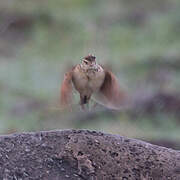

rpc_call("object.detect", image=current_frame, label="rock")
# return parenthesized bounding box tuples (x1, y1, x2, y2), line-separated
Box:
(0, 129, 180, 179)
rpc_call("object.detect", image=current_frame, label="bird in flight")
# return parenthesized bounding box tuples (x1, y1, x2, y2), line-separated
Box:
(60, 54, 127, 111)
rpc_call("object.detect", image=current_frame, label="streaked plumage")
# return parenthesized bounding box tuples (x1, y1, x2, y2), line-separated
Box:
(60, 54, 127, 110)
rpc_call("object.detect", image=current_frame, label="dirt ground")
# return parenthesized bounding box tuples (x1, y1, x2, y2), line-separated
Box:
(0, 129, 180, 180)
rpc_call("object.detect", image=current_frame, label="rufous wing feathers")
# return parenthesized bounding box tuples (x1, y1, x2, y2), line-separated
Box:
(60, 71, 73, 109)
(98, 70, 127, 109)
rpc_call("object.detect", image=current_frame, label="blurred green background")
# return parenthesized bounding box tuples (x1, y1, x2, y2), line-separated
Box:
(0, 0, 180, 149)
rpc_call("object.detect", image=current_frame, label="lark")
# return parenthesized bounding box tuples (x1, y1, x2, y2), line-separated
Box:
(60, 54, 127, 110)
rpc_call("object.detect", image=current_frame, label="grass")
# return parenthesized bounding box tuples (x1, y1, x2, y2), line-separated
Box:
(0, 0, 180, 145)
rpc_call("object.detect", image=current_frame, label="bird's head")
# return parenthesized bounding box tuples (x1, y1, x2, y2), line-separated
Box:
(81, 54, 98, 71)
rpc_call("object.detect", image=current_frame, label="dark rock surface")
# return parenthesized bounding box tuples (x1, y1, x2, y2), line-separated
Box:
(0, 129, 180, 180)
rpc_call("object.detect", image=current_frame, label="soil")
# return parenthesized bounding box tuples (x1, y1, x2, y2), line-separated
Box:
(0, 129, 180, 180)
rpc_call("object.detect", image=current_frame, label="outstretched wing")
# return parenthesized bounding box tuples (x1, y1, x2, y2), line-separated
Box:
(60, 70, 73, 109)
(96, 70, 127, 109)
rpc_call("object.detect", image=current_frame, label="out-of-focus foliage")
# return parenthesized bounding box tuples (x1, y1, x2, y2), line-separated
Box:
(0, 0, 180, 148)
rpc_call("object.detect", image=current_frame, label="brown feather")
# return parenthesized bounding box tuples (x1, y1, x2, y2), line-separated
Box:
(60, 70, 73, 109)
(60, 56, 127, 110)
(98, 70, 127, 109)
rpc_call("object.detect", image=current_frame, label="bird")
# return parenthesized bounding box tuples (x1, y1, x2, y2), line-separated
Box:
(60, 54, 127, 111)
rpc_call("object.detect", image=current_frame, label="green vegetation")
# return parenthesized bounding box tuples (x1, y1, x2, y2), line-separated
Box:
(0, 0, 180, 147)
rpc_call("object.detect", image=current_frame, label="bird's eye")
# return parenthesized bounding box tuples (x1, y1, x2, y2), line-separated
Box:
(84, 61, 88, 65)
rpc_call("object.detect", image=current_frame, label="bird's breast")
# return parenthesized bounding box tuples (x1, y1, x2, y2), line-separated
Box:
(87, 70, 105, 91)
(72, 65, 105, 93)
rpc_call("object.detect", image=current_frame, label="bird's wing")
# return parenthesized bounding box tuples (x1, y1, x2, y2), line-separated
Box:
(60, 69, 74, 110)
(95, 69, 127, 109)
